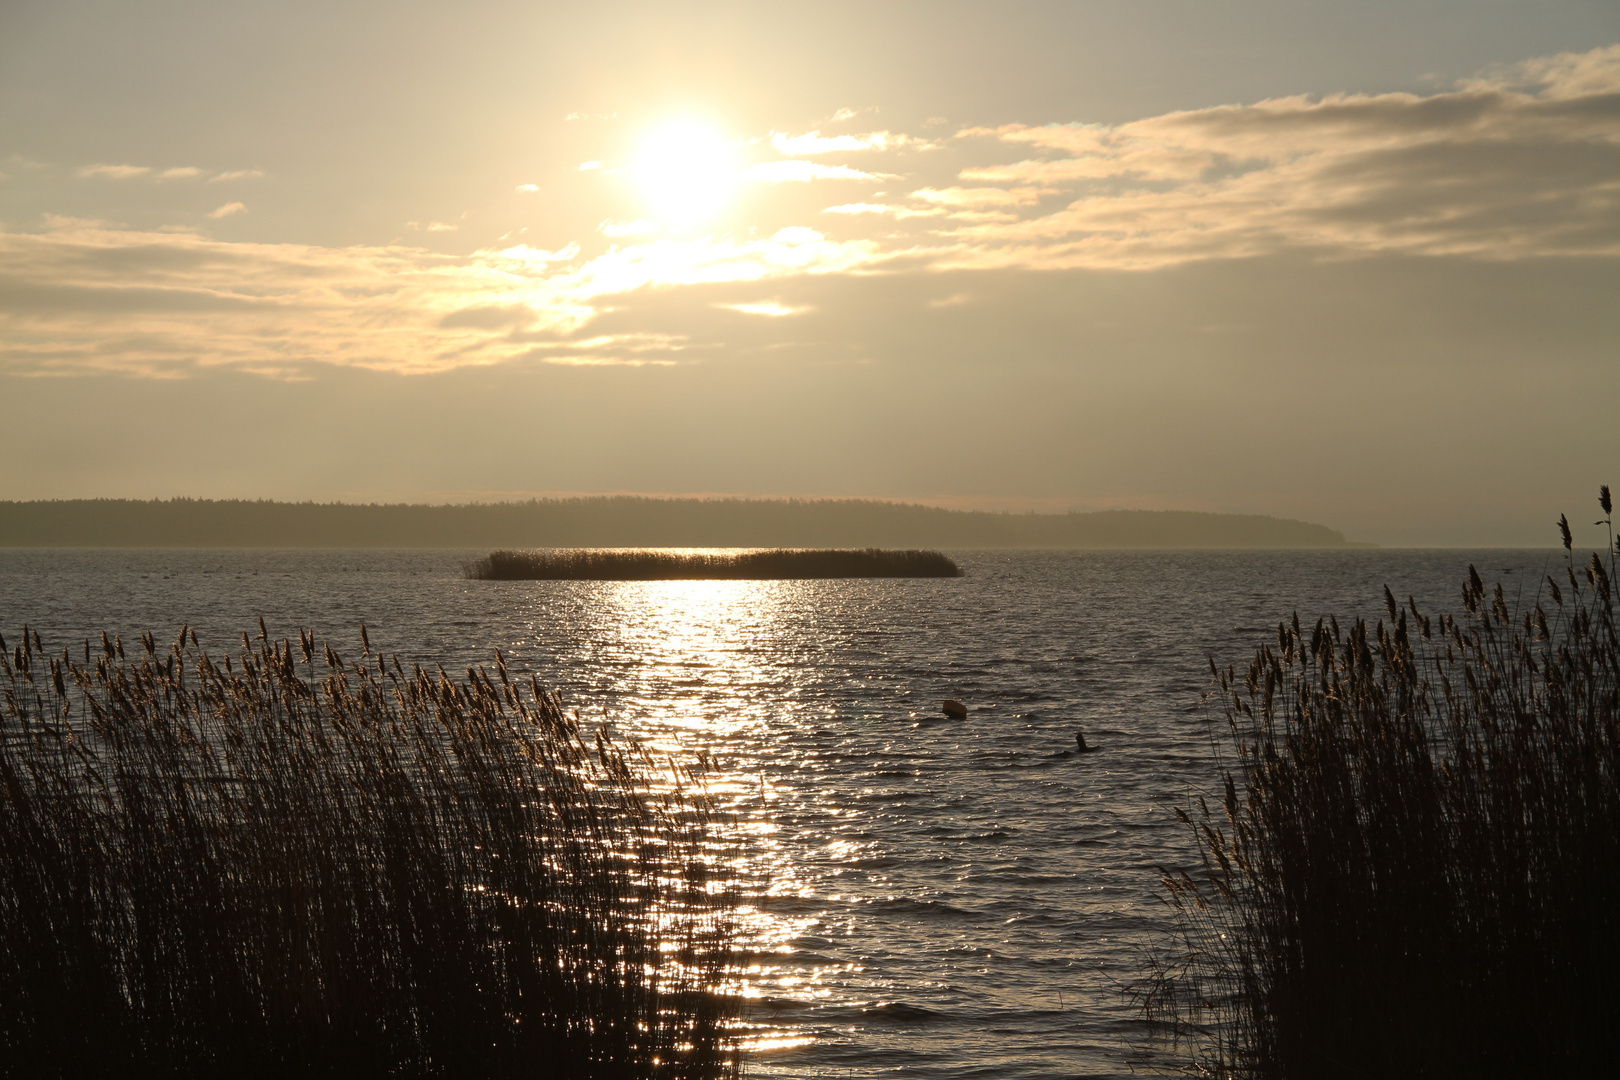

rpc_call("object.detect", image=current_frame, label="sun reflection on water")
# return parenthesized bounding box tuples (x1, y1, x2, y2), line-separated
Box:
(521, 572, 843, 1058)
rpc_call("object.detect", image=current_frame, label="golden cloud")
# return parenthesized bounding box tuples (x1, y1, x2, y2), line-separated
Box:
(742, 160, 896, 183)
(768, 130, 917, 155)
(75, 164, 152, 179)
(937, 45, 1620, 267)
(0, 220, 885, 378)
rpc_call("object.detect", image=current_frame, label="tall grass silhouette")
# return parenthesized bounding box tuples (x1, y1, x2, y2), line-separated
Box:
(466, 547, 962, 580)
(0, 621, 739, 1079)
(1146, 488, 1620, 1078)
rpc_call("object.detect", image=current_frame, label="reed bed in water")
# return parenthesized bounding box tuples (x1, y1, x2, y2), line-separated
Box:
(0, 620, 739, 1080)
(1145, 488, 1620, 1079)
(466, 547, 963, 580)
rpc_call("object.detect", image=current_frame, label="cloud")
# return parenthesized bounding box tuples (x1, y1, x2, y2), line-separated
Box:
(516, 183, 540, 193)
(76, 164, 151, 179)
(73, 164, 235, 182)
(537, 227, 882, 298)
(909, 186, 1051, 208)
(822, 202, 942, 218)
(742, 160, 895, 183)
(212, 170, 266, 182)
(493, 242, 580, 267)
(207, 202, 247, 219)
(0, 215, 882, 378)
(713, 300, 813, 317)
(769, 130, 913, 155)
(930, 44, 1620, 268)
(436, 304, 536, 330)
(578, 160, 603, 171)
(512, 332, 686, 366)
(9, 45, 1615, 382)
(0, 221, 560, 377)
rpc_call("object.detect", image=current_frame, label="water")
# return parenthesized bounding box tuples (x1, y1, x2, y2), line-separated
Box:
(0, 547, 1562, 1077)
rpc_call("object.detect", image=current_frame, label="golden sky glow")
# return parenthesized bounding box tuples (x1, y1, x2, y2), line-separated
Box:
(11, 46, 1617, 374)
(1, 1, 1617, 543)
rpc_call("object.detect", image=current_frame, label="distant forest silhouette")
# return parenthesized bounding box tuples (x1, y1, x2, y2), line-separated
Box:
(0, 498, 1371, 549)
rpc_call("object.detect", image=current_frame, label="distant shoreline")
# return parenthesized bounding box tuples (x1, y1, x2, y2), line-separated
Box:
(0, 497, 1374, 550)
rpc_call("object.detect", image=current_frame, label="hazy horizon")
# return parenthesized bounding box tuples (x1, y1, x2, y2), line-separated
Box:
(2, 1, 1617, 548)
(0, 495, 1375, 549)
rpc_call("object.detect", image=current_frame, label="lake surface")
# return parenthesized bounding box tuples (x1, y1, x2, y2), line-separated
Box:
(0, 547, 1561, 1078)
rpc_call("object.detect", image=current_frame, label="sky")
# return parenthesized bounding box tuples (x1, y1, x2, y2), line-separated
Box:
(1, 0, 1617, 546)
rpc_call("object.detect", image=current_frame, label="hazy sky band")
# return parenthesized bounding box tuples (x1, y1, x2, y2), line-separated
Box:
(1, 1, 1616, 545)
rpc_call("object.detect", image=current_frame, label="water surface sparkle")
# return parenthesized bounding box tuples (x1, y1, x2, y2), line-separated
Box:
(0, 548, 1557, 1077)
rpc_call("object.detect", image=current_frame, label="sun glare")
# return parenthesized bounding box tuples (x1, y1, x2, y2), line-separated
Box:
(634, 120, 737, 228)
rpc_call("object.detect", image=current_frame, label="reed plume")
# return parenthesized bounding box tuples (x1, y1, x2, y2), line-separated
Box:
(0, 623, 740, 1079)
(1144, 488, 1620, 1078)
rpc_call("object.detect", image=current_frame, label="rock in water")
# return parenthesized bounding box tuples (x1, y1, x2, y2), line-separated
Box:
(942, 699, 968, 719)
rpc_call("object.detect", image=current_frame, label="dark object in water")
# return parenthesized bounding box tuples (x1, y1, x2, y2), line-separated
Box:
(1075, 730, 1093, 753)
(864, 1001, 943, 1022)
(467, 547, 963, 580)
(942, 699, 968, 719)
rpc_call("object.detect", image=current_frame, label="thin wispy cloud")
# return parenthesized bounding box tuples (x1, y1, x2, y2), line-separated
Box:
(769, 130, 914, 155)
(78, 163, 251, 182)
(713, 300, 814, 317)
(510, 332, 687, 367)
(742, 160, 896, 183)
(822, 202, 943, 218)
(76, 164, 152, 179)
(207, 202, 247, 219)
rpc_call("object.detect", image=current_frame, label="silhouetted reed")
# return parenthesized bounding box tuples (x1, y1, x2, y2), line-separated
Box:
(1145, 489, 1620, 1078)
(466, 547, 963, 580)
(0, 621, 739, 1079)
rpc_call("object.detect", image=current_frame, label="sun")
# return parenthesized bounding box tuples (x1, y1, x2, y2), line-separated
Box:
(633, 119, 737, 228)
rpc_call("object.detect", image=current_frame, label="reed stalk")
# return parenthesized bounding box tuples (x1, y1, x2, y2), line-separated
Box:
(0, 622, 740, 1079)
(1145, 490, 1620, 1078)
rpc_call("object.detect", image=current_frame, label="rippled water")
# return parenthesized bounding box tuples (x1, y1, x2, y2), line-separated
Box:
(0, 547, 1558, 1078)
